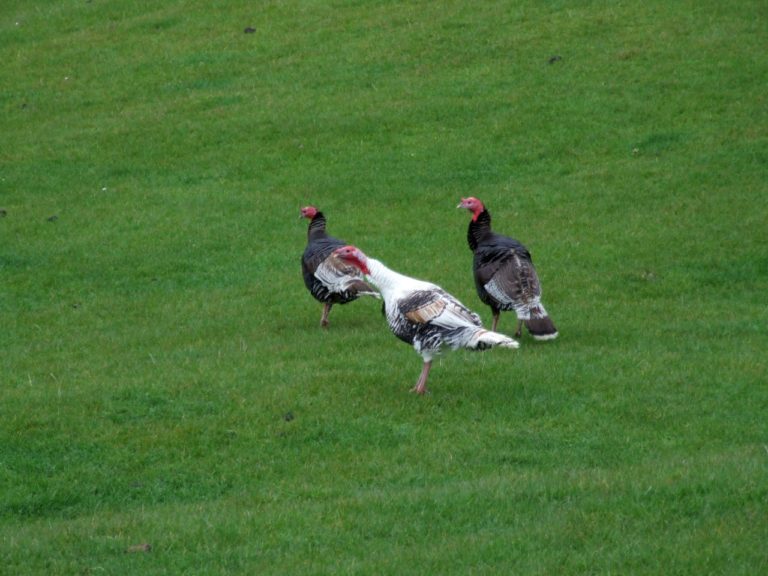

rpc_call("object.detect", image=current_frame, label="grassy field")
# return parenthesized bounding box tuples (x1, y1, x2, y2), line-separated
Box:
(2, 0, 767, 573)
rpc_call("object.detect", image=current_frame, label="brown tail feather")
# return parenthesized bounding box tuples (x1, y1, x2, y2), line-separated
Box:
(347, 279, 381, 299)
(525, 316, 558, 341)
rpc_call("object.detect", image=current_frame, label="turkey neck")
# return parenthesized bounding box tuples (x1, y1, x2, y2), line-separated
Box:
(364, 258, 415, 299)
(307, 212, 327, 240)
(467, 209, 492, 250)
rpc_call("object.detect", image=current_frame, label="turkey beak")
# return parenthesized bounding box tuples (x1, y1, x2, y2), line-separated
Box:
(456, 198, 466, 209)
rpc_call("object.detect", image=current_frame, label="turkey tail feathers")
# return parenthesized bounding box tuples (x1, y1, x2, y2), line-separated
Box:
(525, 316, 558, 341)
(347, 279, 381, 299)
(523, 304, 558, 341)
(470, 329, 520, 350)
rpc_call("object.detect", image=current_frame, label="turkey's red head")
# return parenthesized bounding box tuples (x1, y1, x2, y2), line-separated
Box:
(458, 197, 485, 222)
(333, 245, 370, 275)
(300, 206, 318, 219)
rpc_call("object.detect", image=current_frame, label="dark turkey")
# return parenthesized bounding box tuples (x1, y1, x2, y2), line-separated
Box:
(300, 206, 379, 328)
(458, 197, 558, 340)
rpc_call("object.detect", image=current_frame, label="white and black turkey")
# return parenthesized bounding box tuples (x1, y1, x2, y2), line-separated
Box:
(300, 206, 379, 328)
(458, 197, 558, 340)
(333, 245, 519, 395)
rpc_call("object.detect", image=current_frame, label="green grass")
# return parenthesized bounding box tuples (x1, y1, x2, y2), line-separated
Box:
(2, 0, 767, 573)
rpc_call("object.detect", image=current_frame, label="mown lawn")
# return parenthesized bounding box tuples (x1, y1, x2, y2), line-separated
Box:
(1, 1, 766, 574)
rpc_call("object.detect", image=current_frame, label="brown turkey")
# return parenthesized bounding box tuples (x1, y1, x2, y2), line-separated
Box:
(300, 206, 379, 328)
(458, 197, 558, 340)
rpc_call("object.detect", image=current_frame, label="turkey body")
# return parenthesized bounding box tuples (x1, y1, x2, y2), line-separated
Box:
(300, 207, 378, 327)
(460, 198, 558, 340)
(333, 245, 519, 394)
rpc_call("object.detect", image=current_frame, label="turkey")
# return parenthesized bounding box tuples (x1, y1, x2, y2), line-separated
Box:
(300, 206, 379, 328)
(333, 245, 519, 395)
(458, 197, 558, 340)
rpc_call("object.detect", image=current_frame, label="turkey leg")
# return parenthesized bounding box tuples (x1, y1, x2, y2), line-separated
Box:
(320, 302, 332, 328)
(410, 360, 432, 395)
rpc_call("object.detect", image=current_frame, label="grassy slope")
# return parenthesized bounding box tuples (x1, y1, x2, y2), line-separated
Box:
(2, 0, 767, 574)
